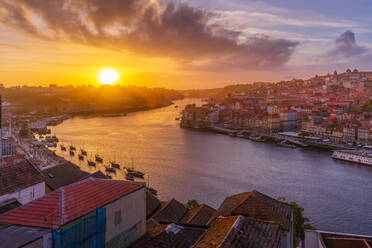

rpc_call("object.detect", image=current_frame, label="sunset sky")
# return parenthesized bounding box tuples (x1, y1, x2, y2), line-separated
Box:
(0, 0, 371, 89)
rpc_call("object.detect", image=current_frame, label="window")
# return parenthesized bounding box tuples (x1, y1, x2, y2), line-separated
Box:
(114, 209, 122, 226)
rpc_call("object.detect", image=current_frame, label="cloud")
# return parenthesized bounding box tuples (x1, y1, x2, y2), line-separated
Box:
(326, 30, 369, 59)
(0, 0, 299, 69)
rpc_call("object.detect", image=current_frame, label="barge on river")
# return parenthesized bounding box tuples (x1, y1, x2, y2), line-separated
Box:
(332, 150, 372, 166)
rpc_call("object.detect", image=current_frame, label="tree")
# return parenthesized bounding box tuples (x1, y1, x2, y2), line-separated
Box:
(184, 199, 199, 209)
(278, 197, 314, 246)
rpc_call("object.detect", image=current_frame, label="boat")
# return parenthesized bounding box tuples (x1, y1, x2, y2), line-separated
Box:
(110, 161, 120, 169)
(69, 150, 75, 156)
(332, 150, 372, 166)
(125, 174, 134, 181)
(175, 117, 180, 121)
(60, 145, 66, 151)
(278, 140, 296, 149)
(87, 160, 96, 167)
(81, 149, 87, 156)
(278, 143, 297, 149)
(69, 145, 76, 151)
(95, 155, 103, 163)
(78, 154, 84, 161)
(106, 174, 112, 179)
(127, 171, 144, 178)
(105, 167, 116, 174)
(249, 135, 264, 142)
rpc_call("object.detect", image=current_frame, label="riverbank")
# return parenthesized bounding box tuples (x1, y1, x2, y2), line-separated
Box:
(180, 123, 355, 152)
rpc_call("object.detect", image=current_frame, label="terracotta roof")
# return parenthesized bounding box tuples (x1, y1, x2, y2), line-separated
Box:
(0, 177, 143, 229)
(130, 223, 206, 248)
(146, 192, 161, 218)
(212, 190, 292, 231)
(1, 155, 26, 167)
(0, 160, 44, 196)
(180, 204, 216, 225)
(42, 162, 89, 190)
(194, 215, 283, 248)
(152, 199, 188, 223)
(146, 219, 167, 237)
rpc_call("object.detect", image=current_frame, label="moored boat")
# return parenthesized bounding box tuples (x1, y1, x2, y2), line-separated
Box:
(95, 155, 103, 163)
(88, 160, 96, 167)
(125, 174, 134, 181)
(69, 150, 75, 156)
(105, 166, 116, 174)
(81, 149, 87, 156)
(78, 154, 84, 161)
(110, 161, 120, 169)
(69, 145, 76, 151)
(60, 145, 66, 151)
(332, 150, 372, 166)
(127, 171, 144, 178)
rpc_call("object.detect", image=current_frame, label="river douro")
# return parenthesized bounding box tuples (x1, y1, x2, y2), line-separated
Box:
(50, 99, 372, 235)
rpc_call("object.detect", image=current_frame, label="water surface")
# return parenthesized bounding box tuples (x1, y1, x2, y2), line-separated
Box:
(50, 99, 372, 235)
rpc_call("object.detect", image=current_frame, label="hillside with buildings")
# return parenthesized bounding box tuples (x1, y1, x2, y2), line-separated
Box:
(181, 69, 372, 146)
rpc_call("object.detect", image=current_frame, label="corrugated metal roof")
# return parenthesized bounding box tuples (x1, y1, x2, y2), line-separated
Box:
(0, 177, 143, 229)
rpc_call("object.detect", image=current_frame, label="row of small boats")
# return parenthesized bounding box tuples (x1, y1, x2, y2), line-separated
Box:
(59, 144, 145, 182)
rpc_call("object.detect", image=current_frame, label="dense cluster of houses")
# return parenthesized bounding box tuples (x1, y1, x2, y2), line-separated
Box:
(182, 69, 372, 145)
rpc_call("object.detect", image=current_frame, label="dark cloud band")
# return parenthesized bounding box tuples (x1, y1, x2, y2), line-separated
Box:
(0, 0, 299, 69)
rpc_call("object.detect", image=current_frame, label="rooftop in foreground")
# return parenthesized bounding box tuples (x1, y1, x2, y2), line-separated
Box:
(0, 177, 143, 229)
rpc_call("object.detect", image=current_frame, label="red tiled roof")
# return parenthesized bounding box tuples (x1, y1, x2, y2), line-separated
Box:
(180, 204, 216, 226)
(1, 155, 26, 166)
(0, 178, 143, 229)
(194, 216, 283, 248)
(0, 160, 44, 196)
(152, 199, 188, 223)
(212, 190, 292, 231)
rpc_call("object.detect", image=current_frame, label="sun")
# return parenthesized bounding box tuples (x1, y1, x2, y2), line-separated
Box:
(98, 68, 120, 85)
